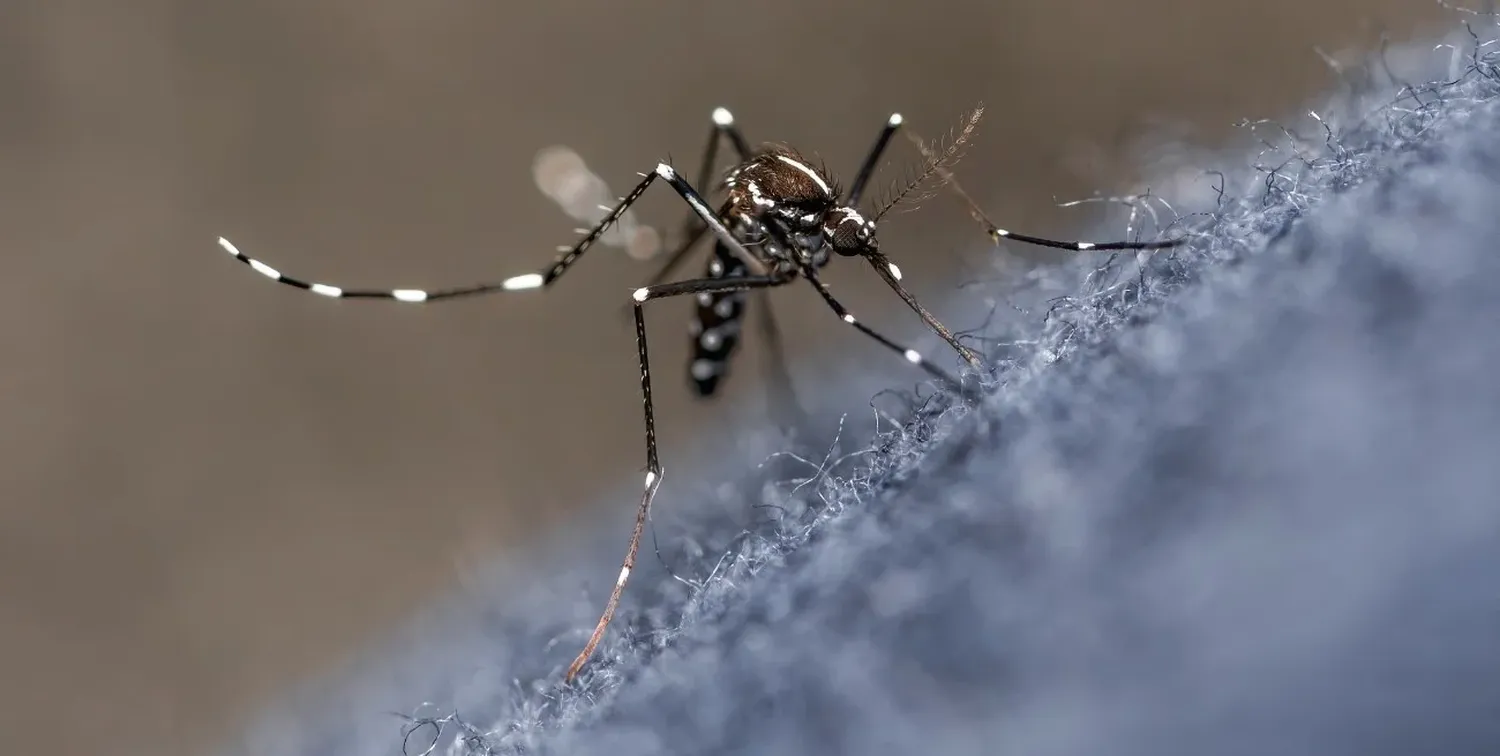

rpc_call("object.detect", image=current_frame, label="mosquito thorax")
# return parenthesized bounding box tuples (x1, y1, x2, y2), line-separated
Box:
(724, 146, 840, 239)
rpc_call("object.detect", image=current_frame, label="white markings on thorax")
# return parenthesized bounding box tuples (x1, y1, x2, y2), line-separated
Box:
(747, 180, 773, 209)
(774, 155, 832, 196)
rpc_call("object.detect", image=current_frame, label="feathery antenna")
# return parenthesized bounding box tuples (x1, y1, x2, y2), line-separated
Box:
(873, 104, 984, 221)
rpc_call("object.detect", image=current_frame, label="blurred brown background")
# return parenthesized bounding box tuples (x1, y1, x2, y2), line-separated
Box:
(0, 2, 1449, 755)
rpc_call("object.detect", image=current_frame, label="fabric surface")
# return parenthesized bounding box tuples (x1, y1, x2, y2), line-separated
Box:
(228, 20, 1500, 756)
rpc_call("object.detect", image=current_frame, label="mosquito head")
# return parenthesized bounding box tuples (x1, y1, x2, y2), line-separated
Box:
(824, 205, 877, 256)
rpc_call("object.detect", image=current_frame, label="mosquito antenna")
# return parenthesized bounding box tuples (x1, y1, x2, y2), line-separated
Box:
(872, 104, 984, 222)
(903, 125, 1003, 234)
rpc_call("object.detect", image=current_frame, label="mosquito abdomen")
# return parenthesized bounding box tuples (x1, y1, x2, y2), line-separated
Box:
(688, 241, 749, 396)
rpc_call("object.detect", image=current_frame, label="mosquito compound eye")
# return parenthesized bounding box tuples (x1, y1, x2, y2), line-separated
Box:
(831, 219, 865, 254)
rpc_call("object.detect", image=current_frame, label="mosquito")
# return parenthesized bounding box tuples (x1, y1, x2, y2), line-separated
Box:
(210, 103, 1178, 682)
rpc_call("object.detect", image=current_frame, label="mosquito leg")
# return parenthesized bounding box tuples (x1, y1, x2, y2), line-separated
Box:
(800, 264, 966, 391)
(566, 270, 794, 682)
(701, 107, 753, 184)
(653, 164, 767, 276)
(216, 159, 769, 304)
(213, 167, 664, 302)
(851, 251, 982, 369)
(845, 113, 904, 207)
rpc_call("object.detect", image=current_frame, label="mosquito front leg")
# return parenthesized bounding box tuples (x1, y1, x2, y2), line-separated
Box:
(213, 168, 664, 302)
(799, 264, 965, 391)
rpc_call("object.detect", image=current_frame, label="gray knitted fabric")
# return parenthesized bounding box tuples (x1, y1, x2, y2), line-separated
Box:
(228, 20, 1500, 756)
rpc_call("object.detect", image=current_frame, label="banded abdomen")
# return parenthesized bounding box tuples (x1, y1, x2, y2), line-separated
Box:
(688, 240, 749, 396)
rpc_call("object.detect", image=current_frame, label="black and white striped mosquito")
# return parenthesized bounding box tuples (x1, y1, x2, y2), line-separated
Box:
(211, 104, 1180, 682)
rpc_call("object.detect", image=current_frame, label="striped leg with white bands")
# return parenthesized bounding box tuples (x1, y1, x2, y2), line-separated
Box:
(212, 162, 765, 306)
